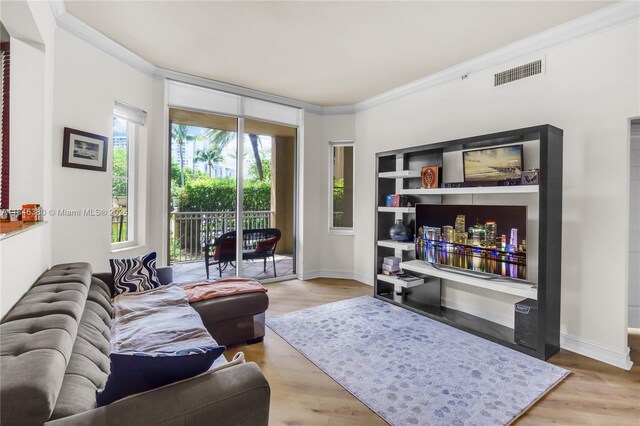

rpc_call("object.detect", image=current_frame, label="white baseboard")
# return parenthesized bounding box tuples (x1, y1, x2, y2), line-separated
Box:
(560, 333, 633, 371)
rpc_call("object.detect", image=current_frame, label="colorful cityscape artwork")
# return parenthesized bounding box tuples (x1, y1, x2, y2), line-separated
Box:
(415, 204, 527, 280)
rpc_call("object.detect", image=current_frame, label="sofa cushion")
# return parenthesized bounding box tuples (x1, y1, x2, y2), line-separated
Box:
(0, 263, 92, 426)
(2, 266, 92, 324)
(96, 345, 225, 406)
(213, 238, 236, 261)
(255, 237, 278, 253)
(110, 252, 162, 295)
(50, 278, 113, 420)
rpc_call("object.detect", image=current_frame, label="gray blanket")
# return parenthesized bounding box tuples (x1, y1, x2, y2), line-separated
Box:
(111, 285, 218, 354)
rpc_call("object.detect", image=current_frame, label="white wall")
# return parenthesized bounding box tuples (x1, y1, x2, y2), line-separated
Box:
(301, 112, 356, 279)
(50, 29, 158, 271)
(630, 123, 640, 328)
(0, 0, 55, 317)
(354, 21, 639, 368)
(0, 224, 50, 316)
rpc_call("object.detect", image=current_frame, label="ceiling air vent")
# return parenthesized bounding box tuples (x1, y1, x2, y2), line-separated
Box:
(494, 59, 543, 87)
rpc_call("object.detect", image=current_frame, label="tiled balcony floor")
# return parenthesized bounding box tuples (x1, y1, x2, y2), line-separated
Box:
(172, 254, 294, 284)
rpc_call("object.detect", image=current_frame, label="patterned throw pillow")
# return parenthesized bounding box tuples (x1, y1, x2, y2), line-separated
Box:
(110, 252, 161, 296)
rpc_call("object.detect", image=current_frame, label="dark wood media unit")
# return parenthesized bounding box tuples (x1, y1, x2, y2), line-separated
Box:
(374, 125, 562, 360)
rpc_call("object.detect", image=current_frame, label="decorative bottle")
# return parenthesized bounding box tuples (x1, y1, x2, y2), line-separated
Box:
(389, 219, 412, 242)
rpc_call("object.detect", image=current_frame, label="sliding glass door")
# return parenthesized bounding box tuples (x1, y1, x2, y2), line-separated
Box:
(169, 109, 238, 282)
(241, 118, 297, 279)
(168, 109, 297, 283)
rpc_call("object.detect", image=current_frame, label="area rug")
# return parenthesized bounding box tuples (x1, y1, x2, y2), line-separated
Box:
(266, 296, 569, 426)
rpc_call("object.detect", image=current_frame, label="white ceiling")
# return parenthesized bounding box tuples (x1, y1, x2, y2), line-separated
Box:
(65, 1, 614, 106)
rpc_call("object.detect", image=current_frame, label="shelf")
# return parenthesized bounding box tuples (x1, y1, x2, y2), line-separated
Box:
(377, 240, 415, 250)
(0, 221, 47, 241)
(399, 260, 537, 300)
(375, 293, 520, 349)
(378, 206, 416, 213)
(397, 185, 539, 196)
(375, 125, 563, 360)
(377, 274, 425, 288)
(378, 170, 421, 179)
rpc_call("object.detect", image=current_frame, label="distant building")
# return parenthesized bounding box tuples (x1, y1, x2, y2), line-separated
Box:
(442, 225, 454, 242)
(426, 227, 442, 241)
(455, 215, 465, 244)
(485, 222, 497, 248)
(113, 131, 127, 150)
(471, 224, 486, 247)
(510, 228, 518, 247)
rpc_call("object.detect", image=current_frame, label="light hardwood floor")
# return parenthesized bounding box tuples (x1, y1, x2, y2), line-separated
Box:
(225, 278, 640, 425)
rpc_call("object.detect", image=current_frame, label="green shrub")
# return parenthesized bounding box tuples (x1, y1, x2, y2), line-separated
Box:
(180, 178, 271, 212)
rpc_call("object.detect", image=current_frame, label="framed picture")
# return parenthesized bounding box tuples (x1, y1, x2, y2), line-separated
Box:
(462, 144, 523, 183)
(421, 166, 440, 189)
(62, 127, 109, 172)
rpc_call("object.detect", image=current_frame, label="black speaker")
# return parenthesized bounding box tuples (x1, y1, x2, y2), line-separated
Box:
(514, 299, 538, 350)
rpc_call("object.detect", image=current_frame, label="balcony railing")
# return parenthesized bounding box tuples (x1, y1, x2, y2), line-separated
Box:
(112, 212, 127, 243)
(170, 210, 272, 263)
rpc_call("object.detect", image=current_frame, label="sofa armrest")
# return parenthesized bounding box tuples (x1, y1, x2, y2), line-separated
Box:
(156, 266, 174, 286)
(44, 362, 270, 426)
(93, 272, 115, 295)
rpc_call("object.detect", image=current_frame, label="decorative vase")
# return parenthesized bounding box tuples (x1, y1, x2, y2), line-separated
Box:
(389, 219, 412, 241)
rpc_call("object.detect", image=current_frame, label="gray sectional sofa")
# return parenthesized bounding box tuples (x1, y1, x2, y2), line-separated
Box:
(0, 263, 270, 426)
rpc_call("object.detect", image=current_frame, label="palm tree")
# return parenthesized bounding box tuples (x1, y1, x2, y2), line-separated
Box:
(171, 124, 197, 187)
(248, 134, 264, 181)
(205, 129, 265, 181)
(195, 146, 223, 177)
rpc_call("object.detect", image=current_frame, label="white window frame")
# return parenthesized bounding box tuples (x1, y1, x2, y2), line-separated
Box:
(111, 118, 137, 250)
(328, 140, 355, 235)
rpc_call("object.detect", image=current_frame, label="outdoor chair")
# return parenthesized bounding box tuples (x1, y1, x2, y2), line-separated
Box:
(204, 228, 282, 279)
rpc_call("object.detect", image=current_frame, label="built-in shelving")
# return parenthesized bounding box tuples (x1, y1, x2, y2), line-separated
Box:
(397, 185, 539, 196)
(377, 240, 415, 250)
(374, 124, 563, 361)
(377, 206, 416, 213)
(378, 170, 422, 178)
(376, 274, 425, 288)
(400, 260, 538, 300)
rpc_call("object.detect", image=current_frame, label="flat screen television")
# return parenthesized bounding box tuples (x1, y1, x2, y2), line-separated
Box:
(463, 144, 523, 183)
(415, 204, 527, 280)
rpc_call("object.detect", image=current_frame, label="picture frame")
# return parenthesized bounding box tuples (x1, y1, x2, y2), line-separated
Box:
(421, 166, 440, 189)
(62, 127, 108, 172)
(462, 144, 523, 183)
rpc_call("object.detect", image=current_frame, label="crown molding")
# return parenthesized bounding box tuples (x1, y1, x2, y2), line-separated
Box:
(352, 1, 640, 113)
(320, 105, 356, 115)
(47, 1, 637, 115)
(49, 1, 156, 77)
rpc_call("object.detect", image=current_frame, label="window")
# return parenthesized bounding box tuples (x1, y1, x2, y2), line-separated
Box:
(111, 116, 134, 245)
(111, 101, 146, 249)
(329, 141, 354, 233)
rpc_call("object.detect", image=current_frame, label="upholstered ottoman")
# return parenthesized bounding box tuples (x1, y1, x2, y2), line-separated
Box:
(190, 292, 269, 346)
